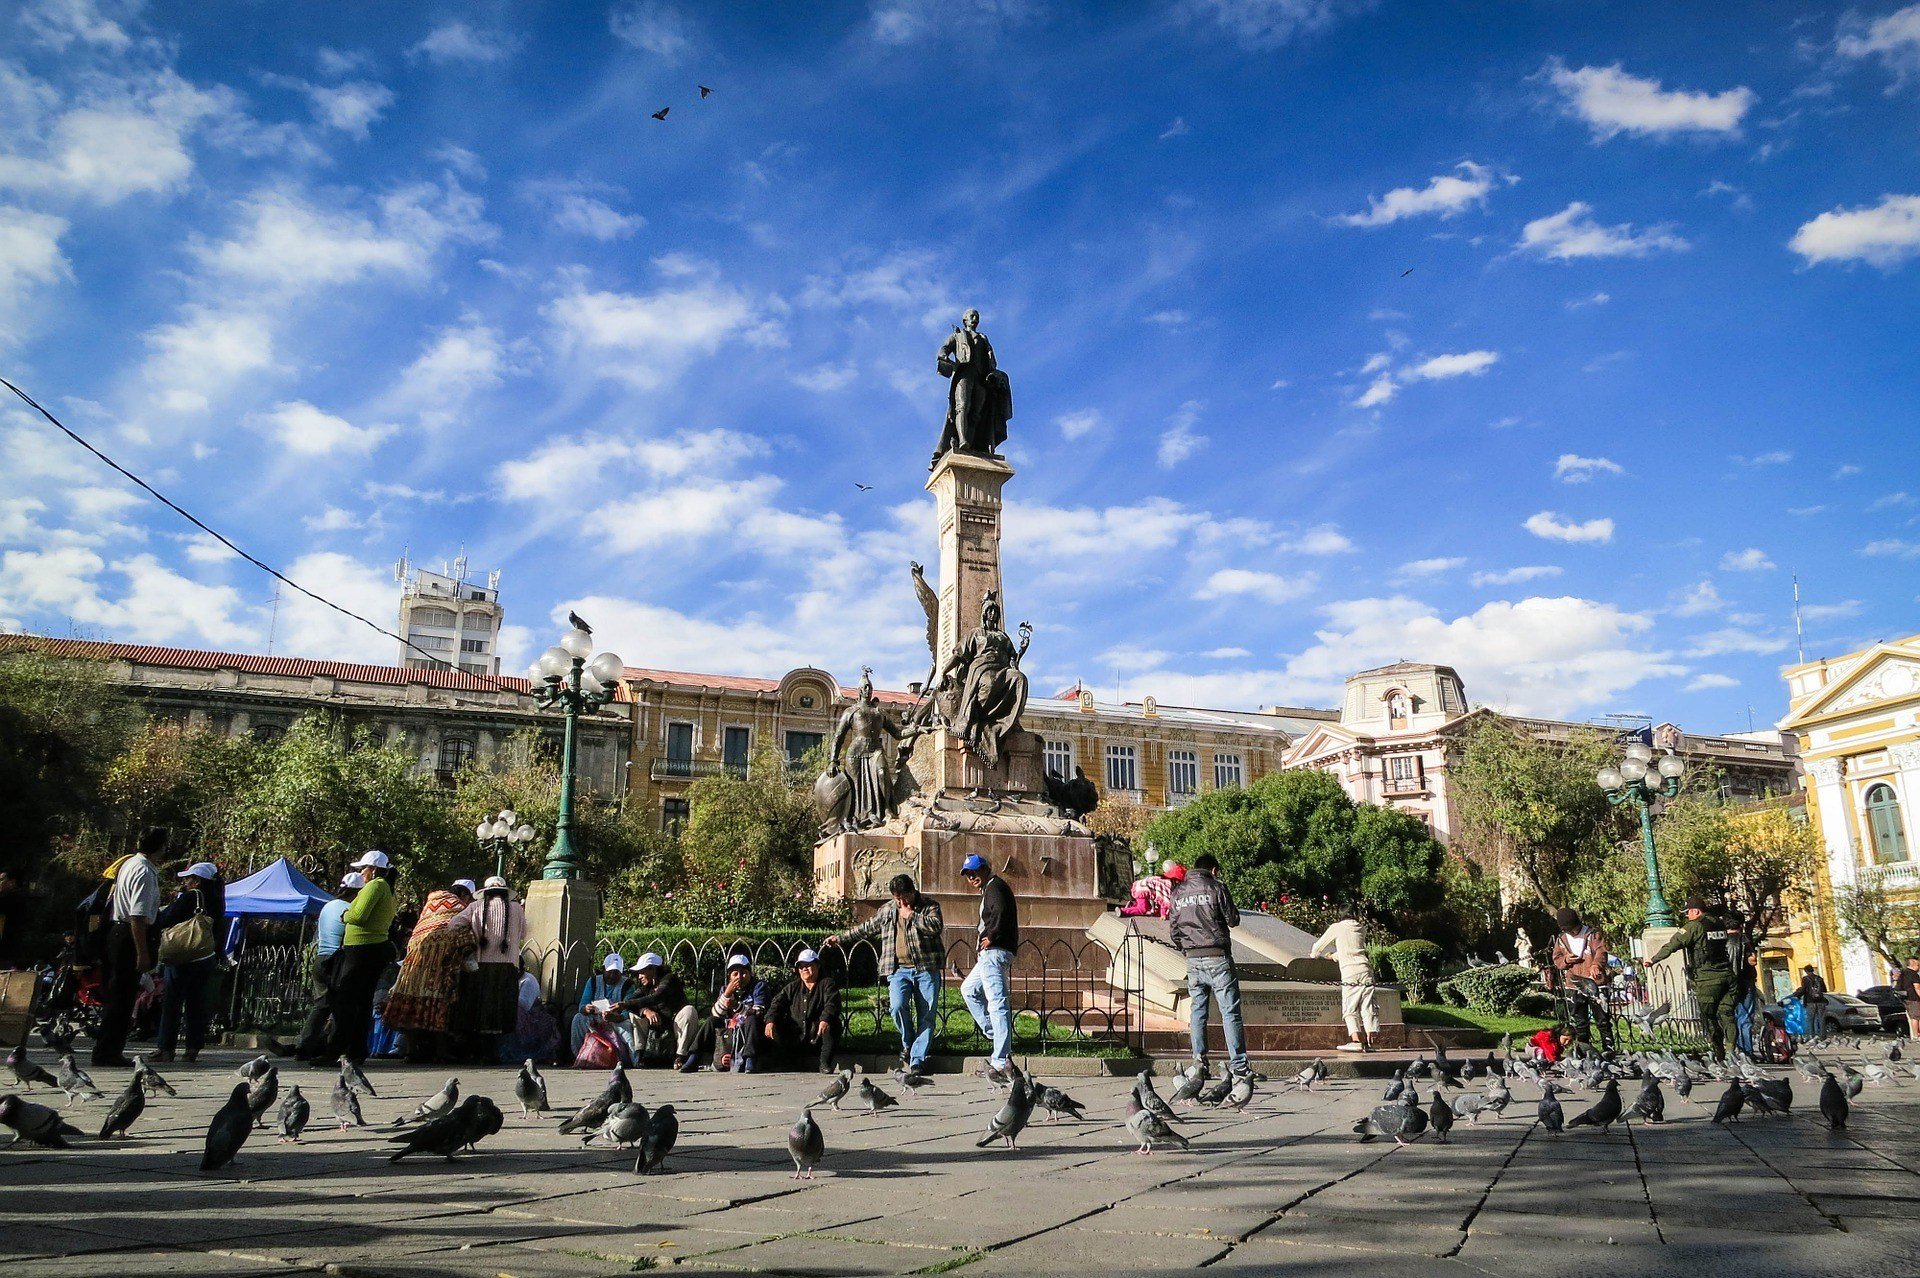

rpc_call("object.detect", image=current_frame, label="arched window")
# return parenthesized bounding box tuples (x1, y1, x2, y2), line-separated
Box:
(1867, 783, 1909, 864)
(439, 736, 475, 774)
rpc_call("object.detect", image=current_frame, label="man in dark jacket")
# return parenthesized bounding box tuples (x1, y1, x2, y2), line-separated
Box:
(764, 949, 840, 1072)
(1797, 964, 1829, 1038)
(958, 853, 1017, 1074)
(1168, 854, 1250, 1080)
(614, 953, 695, 1067)
(1649, 897, 1738, 1061)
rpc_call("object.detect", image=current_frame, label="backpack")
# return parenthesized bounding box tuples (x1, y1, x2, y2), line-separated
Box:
(74, 883, 113, 965)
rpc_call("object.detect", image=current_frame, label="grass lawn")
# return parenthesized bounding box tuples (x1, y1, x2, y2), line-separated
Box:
(839, 987, 1134, 1059)
(1402, 1003, 1554, 1037)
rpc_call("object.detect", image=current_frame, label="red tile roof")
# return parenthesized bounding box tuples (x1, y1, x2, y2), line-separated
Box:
(0, 634, 547, 696)
(622, 666, 917, 706)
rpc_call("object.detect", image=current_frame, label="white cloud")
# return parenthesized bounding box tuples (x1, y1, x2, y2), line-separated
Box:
(1686, 673, 1740, 692)
(302, 507, 359, 533)
(1055, 409, 1102, 441)
(794, 363, 857, 393)
(611, 1, 695, 57)
(799, 249, 953, 327)
(1195, 568, 1317, 605)
(1336, 161, 1503, 227)
(586, 477, 786, 554)
(545, 263, 761, 389)
(1554, 453, 1624, 483)
(1203, 646, 1251, 659)
(1834, 463, 1862, 479)
(1395, 556, 1465, 578)
(868, 0, 1039, 45)
(1405, 350, 1499, 380)
(21, 0, 132, 50)
(252, 401, 393, 456)
(193, 184, 485, 290)
(1287, 525, 1356, 555)
(1518, 202, 1689, 260)
(1671, 580, 1724, 616)
(1685, 627, 1790, 657)
(1009, 498, 1211, 559)
(140, 306, 277, 413)
(1525, 510, 1614, 543)
(497, 428, 767, 504)
(1353, 374, 1398, 408)
(1800, 600, 1863, 622)
(1178, 0, 1377, 50)
(553, 192, 644, 240)
(0, 546, 255, 649)
(1870, 491, 1916, 510)
(1790, 194, 1920, 268)
(303, 80, 394, 139)
(1470, 565, 1562, 587)
(272, 552, 405, 662)
(1837, 4, 1920, 82)
(1146, 309, 1191, 328)
(0, 105, 199, 204)
(1719, 547, 1775, 572)
(384, 320, 508, 427)
(1158, 400, 1208, 468)
(1733, 450, 1793, 466)
(179, 533, 238, 564)
(1566, 290, 1610, 309)
(0, 205, 68, 343)
(1547, 61, 1755, 140)
(1863, 539, 1920, 559)
(409, 21, 520, 64)
(64, 485, 140, 521)
(1159, 117, 1191, 141)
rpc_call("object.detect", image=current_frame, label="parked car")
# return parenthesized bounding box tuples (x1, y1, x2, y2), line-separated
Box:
(1766, 991, 1885, 1033)
(1856, 986, 1910, 1032)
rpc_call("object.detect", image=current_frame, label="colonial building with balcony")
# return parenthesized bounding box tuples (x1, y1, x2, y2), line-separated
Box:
(1779, 628, 1920, 992)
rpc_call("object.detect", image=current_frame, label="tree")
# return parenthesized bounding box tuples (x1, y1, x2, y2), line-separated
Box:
(447, 730, 660, 887)
(1835, 883, 1920, 970)
(1141, 769, 1445, 924)
(1661, 799, 1821, 941)
(99, 722, 263, 860)
(674, 745, 819, 909)
(0, 652, 143, 870)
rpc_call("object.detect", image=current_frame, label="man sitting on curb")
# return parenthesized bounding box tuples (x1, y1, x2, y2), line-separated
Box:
(765, 948, 840, 1072)
(612, 952, 696, 1068)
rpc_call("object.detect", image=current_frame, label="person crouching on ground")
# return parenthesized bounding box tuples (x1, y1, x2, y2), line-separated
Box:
(1169, 854, 1253, 1081)
(764, 948, 840, 1073)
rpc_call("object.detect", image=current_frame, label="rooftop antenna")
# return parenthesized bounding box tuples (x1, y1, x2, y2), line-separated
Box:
(1791, 573, 1805, 664)
(392, 549, 410, 585)
(266, 582, 282, 656)
(452, 547, 469, 586)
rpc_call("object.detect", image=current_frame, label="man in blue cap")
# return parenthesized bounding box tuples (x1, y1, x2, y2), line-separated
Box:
(958, 852, 1017, 1075)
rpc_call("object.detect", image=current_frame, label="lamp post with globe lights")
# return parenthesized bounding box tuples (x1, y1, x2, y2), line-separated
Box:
(1596, 741, 1687, 929)
(476, 808, 537, 880)
(527, 625, 623, 880)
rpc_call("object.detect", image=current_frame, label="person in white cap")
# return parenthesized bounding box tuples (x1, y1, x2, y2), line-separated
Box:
(699, 953, 769, 1073)
(457, 877, 526, 1048)
(765, 949, 841, 1072)
(151, 860, 224, 1063)
(613, 951, 697, 1068)
(571, 952, 635, 1060)
(295, 872, 364, 1060)
(331, 851, 398, 1063)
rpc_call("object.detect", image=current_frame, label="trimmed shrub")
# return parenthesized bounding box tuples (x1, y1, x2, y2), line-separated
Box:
(1435, 977, 1467, 1008)
(1386, 939, 1444, 1003)
(1364, 944, 1395, 980)
(1448, 963, 1538, 1016)
(1514, 990, 1556, 1018)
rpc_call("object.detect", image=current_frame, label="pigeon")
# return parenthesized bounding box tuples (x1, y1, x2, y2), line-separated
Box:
(339, 1057, 377, 1097)
(1890, 1040, 1904, 1063)
(515, 1060, 550, 1119)
(1567, 1079, 1623, 1133)
(814, 1067, 854, 1111)
(1711, 1080, 1745, 1124)
(858, 1077, 899, 1114)
(1196, 1074, 1235, 1107)
(396, 1077, 459, 1127)
(331, 1078, 365, 1130)
(1742, 1078, 1792, 1116)
(1429, 1092, 1455, 1143)
(1355, 1090, 1423, 1146)
(56, 1055, 103, 1102)
(634, 1104, 678, 1174)
(1673, 1069, 1694, 1101)
(651, 106, 669, 121)
(568, 610, 593, 634)
(1170, 1069, 1208, 1104)
(133, 1055, 176, 1097)
(1382, 1068, 1405, 1101)
(7, 1045, 59, 1090)
(585, 1102, 649, 1148)
(1622, 1000, 1671, 1036)
(894, 1069, 934, 1091)
(1459, 1060, 1477, 1085)
(202, 1083, 254, 1171)
(1482, 1078, 1512, 1116)
(854, 483, 874, 491)
(235, 1054, 273, 1082)
(1223, 1074, 1255, 1112)
(1628, 1077, 1665, 1124)
(699, 85, 712, 98)
(278, 1085, 310, 1142)
(1134, 1071, 1181, 1124)
(1035, 1084, 1086, 1121)
(1818, 1072, 1849, 1130)
(1406, 1055, 1430, 1080)
(1401, 267, 1414, 277)
(98, 1079, 146, 1139)
(607, 1064, 632, 1106)
(1538, 1083, 1564, 1135)
(1862, 1062, 1894, 1086)
(557, 1087, 614, 1135)
(984, 1063, 1014, 1093)
(1125, 1095, 1190, 1153)
(788, 1108, 825, 1179)
(1, 1095, 82, 1147)
(977, 1067, 1035, 1149)
(389, 1095, 501, 1163)
(38, 1014, 78, 1055)
(1841, 1067, 1864, 1100)
(246, 1067, 279, 1127)
(1449, 1092, 1491, 1123)
(1293, 1058, 1328, 1091)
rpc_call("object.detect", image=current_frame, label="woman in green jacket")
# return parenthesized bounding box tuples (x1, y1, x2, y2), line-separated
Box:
(330, 851, 399, 1063)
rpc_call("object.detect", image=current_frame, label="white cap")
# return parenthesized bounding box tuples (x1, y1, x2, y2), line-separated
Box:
(340, 872, 366, 890)
(726, 954, 751, 970)
(177, 862, 218, 880)
(351, 850, 391, 870)
(602, 953, 625, 972)
(795, 949, 820, 966)
(635, 951, 664, 971)
(482, 875, 508, 891)
(452, 878, 477, 894)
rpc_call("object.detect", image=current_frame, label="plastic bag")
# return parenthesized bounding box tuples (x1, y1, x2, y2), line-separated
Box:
(574, 1026, 619, 1070)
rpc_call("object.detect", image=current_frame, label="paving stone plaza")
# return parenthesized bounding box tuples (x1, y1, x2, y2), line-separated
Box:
(8, 1049, 1920, 1277)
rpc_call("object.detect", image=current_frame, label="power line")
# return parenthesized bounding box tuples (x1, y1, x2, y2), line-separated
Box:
(1, 374, 527, 697)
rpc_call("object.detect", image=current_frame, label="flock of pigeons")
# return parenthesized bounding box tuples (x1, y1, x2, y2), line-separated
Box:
(4, 1027, 1910, 1175)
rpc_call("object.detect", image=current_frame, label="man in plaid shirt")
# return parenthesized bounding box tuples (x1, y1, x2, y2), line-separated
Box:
(825, 873, 946, 1075)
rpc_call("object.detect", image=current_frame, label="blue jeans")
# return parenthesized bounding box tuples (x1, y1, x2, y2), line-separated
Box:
(1187, 956, 1248, 1074)
(961, 948, 1013, 1066)
(889, 967, 939, 1067)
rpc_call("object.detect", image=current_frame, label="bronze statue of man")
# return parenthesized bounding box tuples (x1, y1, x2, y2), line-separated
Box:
(932, 308, 1013, 467)
(936, 591, 1031, 770)
(824, 668, 907, 830)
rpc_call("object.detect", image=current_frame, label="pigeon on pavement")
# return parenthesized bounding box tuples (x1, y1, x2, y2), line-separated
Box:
(1818, 1072, 1849, 1130)
(557, 1086, 614, 1135)
(1170, 1069, 1207, 1104)
(1355, 1089, 1423, 1146)
(8, 1045, 60, 1090)
(396, 1077, 459, 1127)
(1382, 1068, 1405, 1101)
(1567, 1079, 1623, 1133)
(977, 1067, 1035, 1149)
(339, 1057, 377, 1097)
(515, 1060, 550, 1118)
(235, 1054, 273, 1082)
(1, 1095, 82, 1147)
(788, 1108, 825, 1178)
(1711, 1080, 1745, 1124)
(277, 1085, 310, 1142)
(607, 1064, 632, 1105)
(202, 1083, 254, 1171)
(246, 1067, 279, 1127)
(98, 1078, 147, 1139)
(57, 1055, 104, 1101)
(814, 1067, 854, 1110)
(860, 1078, 899, 1114)
(1195, 1074, 1234, 1106)
(585, 1102, 649, 1148)
(1135, 1071, 1181, 1124)
(1293, 1059, 1328, 1091)
(1035, 1084, 1086, 1121)
(1628, 1076, 1665, 1124)
(133, 1055, 176, 1096)
(331, 1078, 365, 1130)
(895, 1069, 934, 1091)
(1429, 1092, 1455, 1143)
(1538, 1083, 1564, 1135)
(388, 1095, 495, 1162)
(634, 1104, 677, 1174)
(1125, 1095, 1190, 1153)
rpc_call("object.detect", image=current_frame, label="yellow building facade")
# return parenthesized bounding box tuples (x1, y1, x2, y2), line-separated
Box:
(1778, 630, 1920, 993)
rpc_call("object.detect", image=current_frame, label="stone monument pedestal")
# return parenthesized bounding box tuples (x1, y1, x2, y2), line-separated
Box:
(525, 877, 601, 1002)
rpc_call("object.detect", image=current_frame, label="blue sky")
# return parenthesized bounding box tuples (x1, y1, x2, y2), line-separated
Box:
(2, 0, 1918, 726)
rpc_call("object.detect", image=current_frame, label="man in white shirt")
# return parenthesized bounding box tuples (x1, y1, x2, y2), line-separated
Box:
(94, 828, 164, 1067)
(1310, 909, 1378, 1053)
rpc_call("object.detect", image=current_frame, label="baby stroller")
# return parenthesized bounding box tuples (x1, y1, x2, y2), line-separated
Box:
(35, 961, 105, 1052)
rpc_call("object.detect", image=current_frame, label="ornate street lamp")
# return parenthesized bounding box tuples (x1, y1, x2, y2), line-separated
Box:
(527, 626, 623, 880)
(475, 807, 537, 879)
(1597, 741, 1687, 929)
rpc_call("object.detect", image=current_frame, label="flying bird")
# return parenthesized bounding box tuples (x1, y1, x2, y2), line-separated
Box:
(788, 1108, 825, 1179)
(1401, 268, 1414, 277)
(854, 483, 874, 491)
(651, 107, 669, 121)
(699, 85, 712, 98)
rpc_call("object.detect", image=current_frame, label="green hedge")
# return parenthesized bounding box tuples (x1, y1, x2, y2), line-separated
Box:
(1447, 963, 1538, 1016)
(1386, 940, 1444, 1003)
(594, 927, 879, 990)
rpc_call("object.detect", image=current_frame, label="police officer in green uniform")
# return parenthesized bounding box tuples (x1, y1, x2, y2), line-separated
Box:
(1649, 896, 1738, 1061)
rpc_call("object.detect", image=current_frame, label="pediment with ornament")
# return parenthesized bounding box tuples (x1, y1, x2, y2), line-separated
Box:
(1782, 641, 1920, 729)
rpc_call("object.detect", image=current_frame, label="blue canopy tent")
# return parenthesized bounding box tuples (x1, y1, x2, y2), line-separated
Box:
(220, 857, 338, 1034)
(224, 857, 336, 918)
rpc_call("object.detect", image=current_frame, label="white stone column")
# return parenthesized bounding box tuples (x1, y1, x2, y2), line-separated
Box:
(1810, 757, 1876, 990)
(926, 452, 1014, 667)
